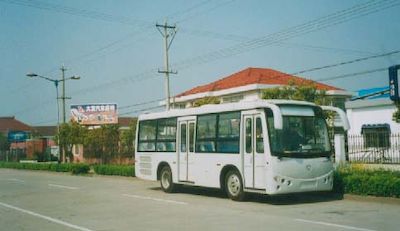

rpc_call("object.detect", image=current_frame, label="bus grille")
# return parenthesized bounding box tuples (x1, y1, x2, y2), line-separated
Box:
(139, 156, 152, 176)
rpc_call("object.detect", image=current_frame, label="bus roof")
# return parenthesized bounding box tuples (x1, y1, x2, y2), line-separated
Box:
(138, 99, 316, 121)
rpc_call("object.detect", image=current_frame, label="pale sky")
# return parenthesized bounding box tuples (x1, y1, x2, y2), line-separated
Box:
(1, 0, 399, 125)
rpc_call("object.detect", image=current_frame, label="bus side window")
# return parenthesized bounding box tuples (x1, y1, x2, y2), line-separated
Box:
(196, 114, 217, 153)
(189, 123, 195, 152)
(245, 118, 252, 154)
(217, 112, 240, 153)
(256, 117, 264, 153)
(138, 120, 157, 151)
(156, 118, 177, 152)
(266, 114, 280, 152)
(181, 123, 187, 152)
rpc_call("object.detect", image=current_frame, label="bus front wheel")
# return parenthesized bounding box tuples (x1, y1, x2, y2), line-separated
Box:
(160, 166, 176, 193)
(225, 170, 245, 201)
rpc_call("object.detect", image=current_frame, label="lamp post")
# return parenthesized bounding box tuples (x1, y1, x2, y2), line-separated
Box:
(26, 70, 80, 163)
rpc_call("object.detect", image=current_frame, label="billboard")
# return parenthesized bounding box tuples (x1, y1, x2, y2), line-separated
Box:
(389, 65, 400, 101)
(71, 103, 118, 125)
(8, 131, 29, 142)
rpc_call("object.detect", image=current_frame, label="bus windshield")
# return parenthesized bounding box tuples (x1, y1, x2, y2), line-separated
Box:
(267, 115, 331, 158)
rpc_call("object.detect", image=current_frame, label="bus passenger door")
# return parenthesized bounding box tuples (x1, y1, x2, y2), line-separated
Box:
(243, 113, 266, 189)
(178, 119, 195, 182)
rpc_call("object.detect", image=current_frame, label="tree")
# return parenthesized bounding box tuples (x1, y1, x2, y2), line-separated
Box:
(101, 124, 120, 158)
(392, 102, 400, 123)
(262, 81, 335, 127)
(56, 119, 137, 164)
(83, 124, 120, 164)
(120, 118, 137, 156)
(193, 96, 220, 107)
(83, 127, 103, 159)
(0, 133, 10, 151)
(56, 121, 87, 162)
(262, 80, 331, 105)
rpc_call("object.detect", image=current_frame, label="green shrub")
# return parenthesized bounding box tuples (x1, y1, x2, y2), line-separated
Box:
(71, 164, 90, 175)
(49, 163, 73, 172)
(0, 162, 133, 177)
(334, 166, 400, 198)
(0, 162, 87, 174)
(93, 164, 135, 177)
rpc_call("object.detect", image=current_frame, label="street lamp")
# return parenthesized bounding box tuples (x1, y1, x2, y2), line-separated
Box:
(26, 69, 80, 163)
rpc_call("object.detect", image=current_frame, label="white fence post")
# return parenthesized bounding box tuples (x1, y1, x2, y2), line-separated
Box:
(334, 134, 346, 164)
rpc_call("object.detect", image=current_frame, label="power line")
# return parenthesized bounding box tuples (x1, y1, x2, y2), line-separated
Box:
(316, 67, 388, 82)
(3, 0, 225, 97)
(77, 0, 399, 96)
(173, 0, 400, 70)
(175, 0, 236, 23)
(56, 1, 233, 71)
(292, 50, 400, 76)
(119, 105, 164, 116)
(119, 98, 163, 110)
(256, 50, 399, 84)
(165, 0, 213, 21)
(180, 28, 376, 56)
(1, 0, 149, 27)
(11, 0, 400, 117)
(19, 0, 395, 96)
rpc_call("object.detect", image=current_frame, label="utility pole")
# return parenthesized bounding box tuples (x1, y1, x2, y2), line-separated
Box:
(156, 21, 177, 110)
(60, 65, 71, 124)
(59, 65, 72, 162)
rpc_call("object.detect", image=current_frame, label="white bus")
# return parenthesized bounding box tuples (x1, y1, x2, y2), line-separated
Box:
(135, 99, 349, 201)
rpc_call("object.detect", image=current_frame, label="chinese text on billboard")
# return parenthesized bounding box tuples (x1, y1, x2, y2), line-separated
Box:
(71, 104, 118, 125)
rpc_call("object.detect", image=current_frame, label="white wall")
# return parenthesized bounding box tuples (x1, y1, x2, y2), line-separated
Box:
(346, 100, 400, 134)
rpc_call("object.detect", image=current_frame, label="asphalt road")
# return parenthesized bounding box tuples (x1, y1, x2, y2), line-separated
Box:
(0, 169, 399, 231)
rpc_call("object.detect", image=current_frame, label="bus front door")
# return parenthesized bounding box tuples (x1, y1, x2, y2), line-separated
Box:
(178, 119, 195, 182)
(243, 114, 266, 189)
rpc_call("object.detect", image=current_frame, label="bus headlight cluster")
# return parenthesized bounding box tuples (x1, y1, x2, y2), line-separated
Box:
(273, 176, 292, 190)
(323, 175, 332, 184)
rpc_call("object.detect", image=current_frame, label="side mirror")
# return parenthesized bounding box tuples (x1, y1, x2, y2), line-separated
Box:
(320, 106, 350, 131)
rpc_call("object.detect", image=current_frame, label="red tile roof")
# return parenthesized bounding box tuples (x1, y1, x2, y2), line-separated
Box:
(177, 67, 341, 97)
(0, 116, 32, 134)
(118, 117, 137, 128)
(32, 126, 57, 137)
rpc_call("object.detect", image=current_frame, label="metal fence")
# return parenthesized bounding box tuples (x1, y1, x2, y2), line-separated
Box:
(347, 132, 400, 164)
(0, 149, 26, 162)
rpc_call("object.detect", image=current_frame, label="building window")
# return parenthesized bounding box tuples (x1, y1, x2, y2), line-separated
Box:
(361, 124, 390, 148)
(222, 95, 243, 103)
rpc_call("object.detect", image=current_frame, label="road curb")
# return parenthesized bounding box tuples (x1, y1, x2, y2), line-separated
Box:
(343, 194, 400, 205)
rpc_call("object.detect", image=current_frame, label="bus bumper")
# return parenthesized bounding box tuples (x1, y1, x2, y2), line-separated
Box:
(265, 170, 334, 195)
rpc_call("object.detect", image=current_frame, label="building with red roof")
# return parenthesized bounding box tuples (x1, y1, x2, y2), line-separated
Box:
(172, 67, 352, 109)
(0, 116, 32, 135)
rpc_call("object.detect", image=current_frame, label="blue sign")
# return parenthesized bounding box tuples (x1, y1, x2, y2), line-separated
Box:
(389, 65, 400, 101)
(8, 131, 29, 142)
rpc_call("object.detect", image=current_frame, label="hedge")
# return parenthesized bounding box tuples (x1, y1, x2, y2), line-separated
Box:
(334, 165, 400, 198)
(0, 162, 134, 177)
(0, 162, 90, 175)
(93, 164, 135, 177)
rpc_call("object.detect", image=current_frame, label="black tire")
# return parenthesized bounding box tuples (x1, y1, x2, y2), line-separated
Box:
(225, 169, 245, 201)
(160, 166, 176, 193)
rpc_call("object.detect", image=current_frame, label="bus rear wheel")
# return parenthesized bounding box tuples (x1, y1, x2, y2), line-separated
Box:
(225, 170, 245, 201)
(160, 166, 176, 193)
